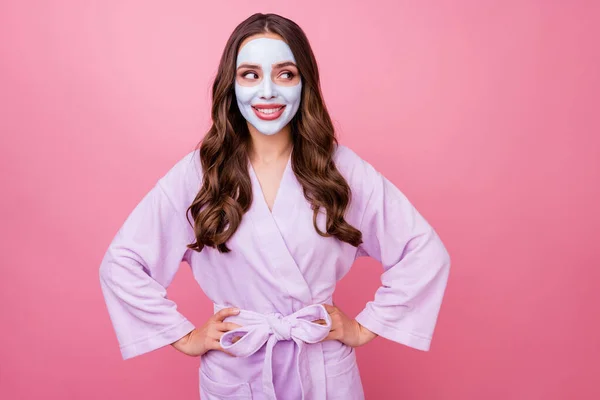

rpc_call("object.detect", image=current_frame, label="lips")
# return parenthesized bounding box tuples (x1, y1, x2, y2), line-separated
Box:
(251, 104, 286, 121)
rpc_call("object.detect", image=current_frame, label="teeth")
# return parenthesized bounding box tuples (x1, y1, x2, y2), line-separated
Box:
(254, 106, 283, 114)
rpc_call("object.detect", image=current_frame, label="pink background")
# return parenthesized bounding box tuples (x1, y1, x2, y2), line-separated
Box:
(1, 1, 598, 399)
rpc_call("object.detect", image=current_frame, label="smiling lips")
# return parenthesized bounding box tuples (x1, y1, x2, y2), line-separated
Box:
(252, 104, 286, 120)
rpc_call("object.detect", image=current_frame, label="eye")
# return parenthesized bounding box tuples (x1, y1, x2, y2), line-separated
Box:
(242, 71, 259, 80)
(280, 71, 295, 80)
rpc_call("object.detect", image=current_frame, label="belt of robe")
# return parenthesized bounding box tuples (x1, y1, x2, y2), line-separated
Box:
(215, 303, 332, 400)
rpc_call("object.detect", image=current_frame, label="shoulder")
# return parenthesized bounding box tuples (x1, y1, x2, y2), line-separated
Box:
(332, 143, 382, 214)
(333, 143, 362, 175)
(156, 148, 203, 213)
(333, 143, 380, 192)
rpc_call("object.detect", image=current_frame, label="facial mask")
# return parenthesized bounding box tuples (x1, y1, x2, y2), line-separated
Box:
(234, 37, 302, 136)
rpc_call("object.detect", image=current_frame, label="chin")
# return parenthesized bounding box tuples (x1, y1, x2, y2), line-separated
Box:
(250, 121, 285, 136)
(256, 128, 281, 136)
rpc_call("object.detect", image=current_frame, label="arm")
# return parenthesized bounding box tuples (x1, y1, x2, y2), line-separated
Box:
(98, 178, 196, 360)
(354, 162, 451, 351)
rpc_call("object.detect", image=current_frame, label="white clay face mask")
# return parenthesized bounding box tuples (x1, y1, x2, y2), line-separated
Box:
(234, 37, 302, 136)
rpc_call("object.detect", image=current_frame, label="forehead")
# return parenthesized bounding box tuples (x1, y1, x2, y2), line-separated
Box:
(236, 37, 296, 68)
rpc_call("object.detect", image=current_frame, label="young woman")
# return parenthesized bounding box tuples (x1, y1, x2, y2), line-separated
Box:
(99, 12, 451, 400)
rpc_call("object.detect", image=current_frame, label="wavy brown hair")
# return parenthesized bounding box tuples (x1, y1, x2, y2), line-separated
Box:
(186, 13, 362, 253)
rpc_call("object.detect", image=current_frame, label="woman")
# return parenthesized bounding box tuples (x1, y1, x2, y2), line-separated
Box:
(99, 12, 451, 400)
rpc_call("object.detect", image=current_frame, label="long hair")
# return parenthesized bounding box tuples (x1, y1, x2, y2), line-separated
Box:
(186, 13, 362, 253)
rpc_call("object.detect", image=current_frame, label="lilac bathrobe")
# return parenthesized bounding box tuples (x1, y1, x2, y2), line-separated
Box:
(99, 144, 451, 399)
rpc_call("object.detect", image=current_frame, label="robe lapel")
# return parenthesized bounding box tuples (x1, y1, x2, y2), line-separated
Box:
(246, 154, 314, 308)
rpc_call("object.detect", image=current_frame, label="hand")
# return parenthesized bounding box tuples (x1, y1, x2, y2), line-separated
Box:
(314, 304, 378, 347)
(171, 307, 242, 357)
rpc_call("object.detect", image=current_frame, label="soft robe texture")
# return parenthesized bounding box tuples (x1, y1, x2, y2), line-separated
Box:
(99, 144, 451, 400)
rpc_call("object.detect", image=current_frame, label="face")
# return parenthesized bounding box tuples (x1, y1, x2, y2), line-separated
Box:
(235, 36, 302, 136)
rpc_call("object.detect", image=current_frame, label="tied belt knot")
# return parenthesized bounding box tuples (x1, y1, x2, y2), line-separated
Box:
(216, 303, 332, 400)
(266, 312, 293, 341)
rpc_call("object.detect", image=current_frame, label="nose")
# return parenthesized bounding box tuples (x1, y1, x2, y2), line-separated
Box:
(259, 76, 276, 99)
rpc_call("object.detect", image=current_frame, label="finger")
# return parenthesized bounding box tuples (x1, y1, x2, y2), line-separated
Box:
(215, 322, 242, 332)
(322, 330, 337, 341)
(207, 332, 232, 352)
(213, 307, 240, 322)
(209, 326, 233, 341)
(322, 304, 336, 314)
(205, 337, 221, 351)
(211, 329, 244, 344)
(326, 314, 342, 330)
(212, 327, 245, 345)
(207, 329, 223, 341)
(322, 315, 339, 330)
(312, 319, 327, 326)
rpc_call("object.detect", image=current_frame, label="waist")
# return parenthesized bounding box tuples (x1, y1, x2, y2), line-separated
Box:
(209, 301, 336, 399)
(212, 298, 333, 316)
(215, 301, 332, 348)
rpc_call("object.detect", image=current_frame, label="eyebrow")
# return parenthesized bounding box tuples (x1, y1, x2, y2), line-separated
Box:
(237, 61, 298, 70)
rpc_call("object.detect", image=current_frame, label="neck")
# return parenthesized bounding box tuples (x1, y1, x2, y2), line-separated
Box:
(247, 124, 293, 164)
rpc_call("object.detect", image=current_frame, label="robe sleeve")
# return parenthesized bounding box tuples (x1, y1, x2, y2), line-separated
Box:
(98, 177, 196, 360)
(353, 162, 451, 351)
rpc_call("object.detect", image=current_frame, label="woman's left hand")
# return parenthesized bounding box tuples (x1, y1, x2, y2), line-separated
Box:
(314, 304, 378, 347)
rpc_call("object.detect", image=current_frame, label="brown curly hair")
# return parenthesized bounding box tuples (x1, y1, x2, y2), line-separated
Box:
(186, 13, 362, 253)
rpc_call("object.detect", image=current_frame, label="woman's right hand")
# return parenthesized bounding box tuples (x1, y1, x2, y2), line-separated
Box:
(170, 307, 242, 357)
